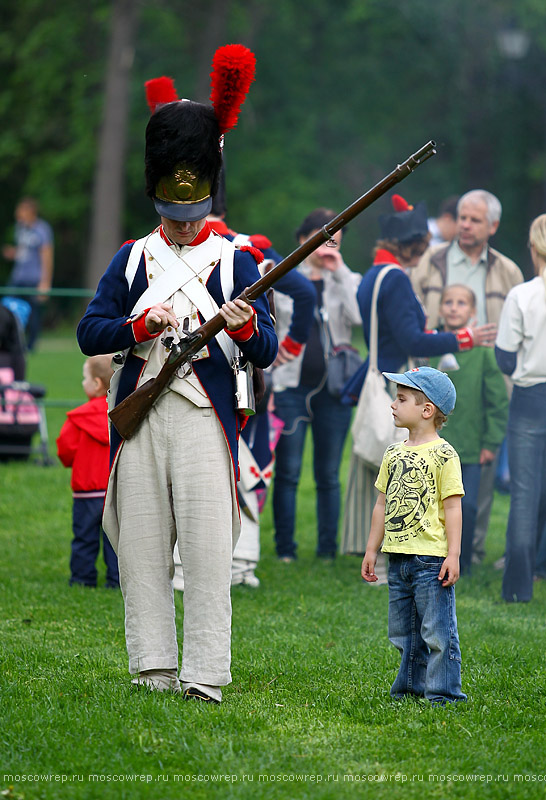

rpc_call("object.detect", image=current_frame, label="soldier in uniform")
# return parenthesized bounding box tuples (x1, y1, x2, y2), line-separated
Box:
(77, 46, 277, 703)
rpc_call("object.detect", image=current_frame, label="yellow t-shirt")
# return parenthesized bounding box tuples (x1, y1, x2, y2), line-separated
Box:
(375, 438, 464, 557)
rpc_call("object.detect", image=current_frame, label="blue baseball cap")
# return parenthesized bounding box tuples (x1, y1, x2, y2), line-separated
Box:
(383, 366, 456, 415)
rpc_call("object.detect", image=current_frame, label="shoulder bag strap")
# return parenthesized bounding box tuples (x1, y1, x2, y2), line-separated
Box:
(368, 265, 399, 371)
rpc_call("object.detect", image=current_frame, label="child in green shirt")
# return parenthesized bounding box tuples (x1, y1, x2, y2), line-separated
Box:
(431, 284, 508, 573)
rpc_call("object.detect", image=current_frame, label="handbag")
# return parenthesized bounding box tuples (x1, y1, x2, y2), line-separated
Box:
(351, 265, 405, 469)
(327, 344, 364, 399)
(319, 306, 363, 399)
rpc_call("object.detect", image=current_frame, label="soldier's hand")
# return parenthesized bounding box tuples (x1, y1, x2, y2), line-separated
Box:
(145, 303, 179, 334)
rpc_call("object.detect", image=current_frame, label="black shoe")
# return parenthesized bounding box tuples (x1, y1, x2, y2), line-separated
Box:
(183, 687, 220, 704)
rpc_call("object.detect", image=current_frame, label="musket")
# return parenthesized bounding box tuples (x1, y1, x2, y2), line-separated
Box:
(109, 140, 436, 440)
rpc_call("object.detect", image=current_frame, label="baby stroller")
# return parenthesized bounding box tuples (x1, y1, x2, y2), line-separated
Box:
(0, 302, 51, 463)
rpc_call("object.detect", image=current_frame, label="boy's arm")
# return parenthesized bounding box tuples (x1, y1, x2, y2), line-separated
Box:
(56, 418, 79, 468)
(439, 494, 462, 587)
(361, 492, 386, 582)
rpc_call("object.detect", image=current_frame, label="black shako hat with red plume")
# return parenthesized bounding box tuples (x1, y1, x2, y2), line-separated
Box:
(145, 102, 222, 221)
(144, 45, 256, 222)
(379, 194, 429, 243)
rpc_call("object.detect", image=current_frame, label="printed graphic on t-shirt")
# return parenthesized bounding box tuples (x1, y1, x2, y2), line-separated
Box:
(383, 442, 458, 546)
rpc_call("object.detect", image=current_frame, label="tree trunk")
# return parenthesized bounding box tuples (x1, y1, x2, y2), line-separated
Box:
(193, 0, 232, 103)
(85, 0, 138, 290)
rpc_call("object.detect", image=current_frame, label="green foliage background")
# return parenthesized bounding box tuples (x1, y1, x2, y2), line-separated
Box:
(1, 0, 546, 290)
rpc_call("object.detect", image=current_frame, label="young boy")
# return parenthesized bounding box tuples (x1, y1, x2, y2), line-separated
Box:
(430, 284, 508, 572)
(361, 366, 467, 704)
(56, 355, 119, 588)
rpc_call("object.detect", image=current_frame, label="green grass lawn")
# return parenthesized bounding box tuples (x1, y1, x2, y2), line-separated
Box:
(1, 332, 545, 799)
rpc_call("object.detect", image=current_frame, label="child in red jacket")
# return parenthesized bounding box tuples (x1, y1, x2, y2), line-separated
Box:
(56, 355, 118, 587)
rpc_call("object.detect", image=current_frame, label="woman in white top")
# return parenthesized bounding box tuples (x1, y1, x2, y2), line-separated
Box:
(495, 213, 546, 602)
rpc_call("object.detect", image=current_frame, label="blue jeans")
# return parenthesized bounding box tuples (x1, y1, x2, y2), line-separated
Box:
(387, 554, 466, 704)
(502, 385, 546, 602)
(460, 463, 481, 574)
(535, 515, 546, 578)
(272, 385, 352, 558)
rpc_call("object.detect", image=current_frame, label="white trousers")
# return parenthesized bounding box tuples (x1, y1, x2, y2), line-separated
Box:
(115, 391, 235, 685)
(173, 482, 260, 583)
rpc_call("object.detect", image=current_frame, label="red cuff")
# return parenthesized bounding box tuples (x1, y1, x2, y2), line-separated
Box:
(456, 327, 474, 351)
(131, 309, 162, 343)
(280, 336, 303, 356)
(226, 308, 257, 343)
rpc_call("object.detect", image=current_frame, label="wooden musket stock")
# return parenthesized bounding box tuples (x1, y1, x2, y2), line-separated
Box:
(109, 140, 436, 439)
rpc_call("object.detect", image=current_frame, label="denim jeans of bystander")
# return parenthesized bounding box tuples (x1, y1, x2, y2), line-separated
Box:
(387, 554, 467, 704)
(460, 463, 481, 574)
(502, 385, 546, 602)
(272, 384, 353, 559)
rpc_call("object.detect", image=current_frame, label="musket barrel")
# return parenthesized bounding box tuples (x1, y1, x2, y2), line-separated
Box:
(244, 141, 436, 303)
(110, 141, 437, 439)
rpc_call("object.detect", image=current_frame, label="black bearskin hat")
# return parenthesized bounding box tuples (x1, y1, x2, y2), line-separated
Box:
(145, 101, 222, 221)
(144, 45, 255, 222)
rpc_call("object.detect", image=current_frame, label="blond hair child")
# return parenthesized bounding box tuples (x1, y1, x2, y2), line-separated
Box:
(57, 355, 117, 587)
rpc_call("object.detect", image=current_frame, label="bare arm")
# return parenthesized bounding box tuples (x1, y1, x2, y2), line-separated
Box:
(361, 492, 386, 582)
(37, 242, 54, 299)
(438, 494, 462, 587)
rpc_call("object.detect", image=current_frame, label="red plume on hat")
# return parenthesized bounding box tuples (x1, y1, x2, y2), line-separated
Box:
(391, 194, 414, 212)
(144, 44, 256, 135)
(209, 44, 256, 135)
(144, 44, 256, 221)
(379, 194, 428, 242)
(144, 76, 178, 114)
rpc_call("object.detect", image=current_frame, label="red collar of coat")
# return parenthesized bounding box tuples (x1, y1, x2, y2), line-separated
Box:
(373, 248, 401, 265)
(159, 221, 212, 247)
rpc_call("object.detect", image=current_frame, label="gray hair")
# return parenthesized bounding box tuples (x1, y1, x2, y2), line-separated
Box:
(457, 190, 502, 225)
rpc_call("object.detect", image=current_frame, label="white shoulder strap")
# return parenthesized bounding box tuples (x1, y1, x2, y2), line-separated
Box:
(127, 230, 237, 365)
(368, 265, 399, 371)
(219, 237, 235, 303)
(130, 232, 222, 316)
(126, 235, 150, 290)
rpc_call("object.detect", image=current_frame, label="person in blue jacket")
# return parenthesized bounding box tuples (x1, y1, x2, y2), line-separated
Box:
(341, 194, 497, 570)
(77, 52, 277, 703)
